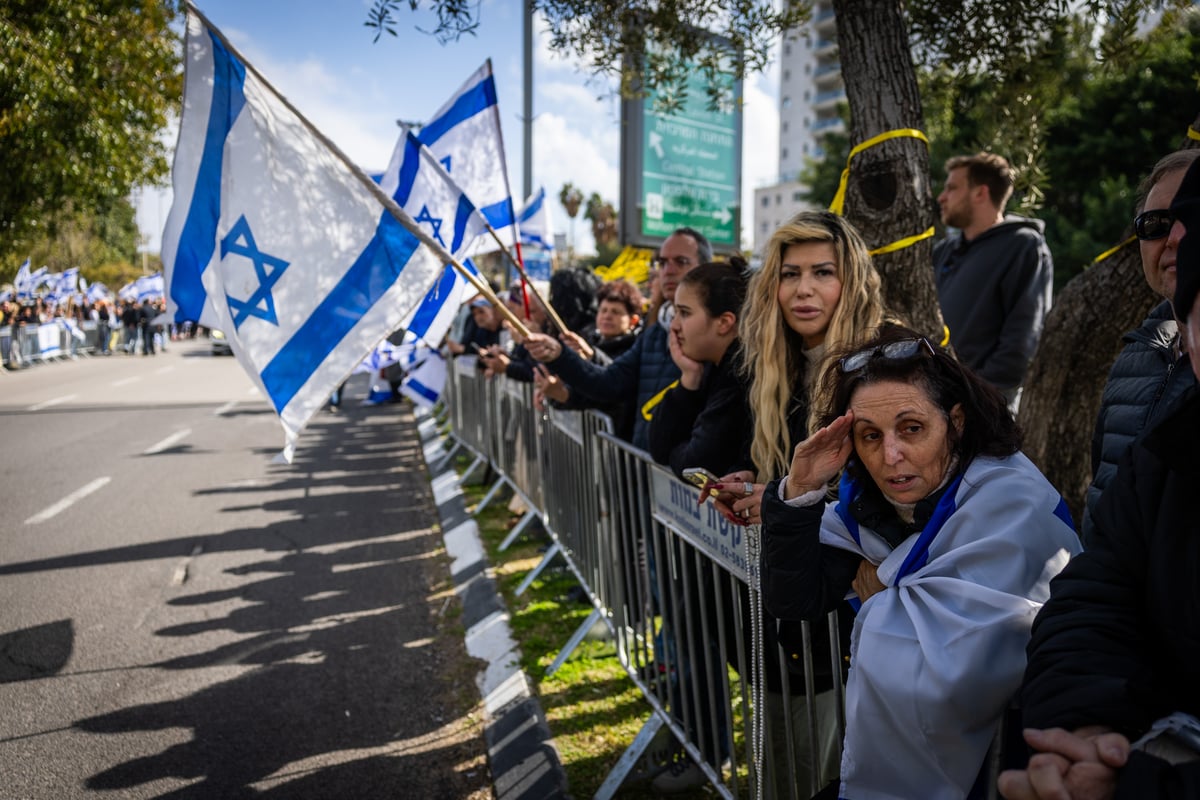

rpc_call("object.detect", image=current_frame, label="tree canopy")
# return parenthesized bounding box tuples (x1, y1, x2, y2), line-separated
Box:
(0, 0, 180, 269)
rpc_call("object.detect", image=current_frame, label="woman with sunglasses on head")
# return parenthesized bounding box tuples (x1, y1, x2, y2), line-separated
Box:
(761, 326, 1082, 800)
(1081, 149, 1199, 545)
(704, 211, 885, 797)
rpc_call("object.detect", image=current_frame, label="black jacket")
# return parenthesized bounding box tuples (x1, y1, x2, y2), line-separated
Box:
(1084, 300, 1195, 543)
(648, 341, 753, 478)
(1022, 386, 1200, 797)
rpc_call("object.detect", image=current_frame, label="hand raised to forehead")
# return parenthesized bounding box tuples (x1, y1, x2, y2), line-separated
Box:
(784, 411, 854, 500)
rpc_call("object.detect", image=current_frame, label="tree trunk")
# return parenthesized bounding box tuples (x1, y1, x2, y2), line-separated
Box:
(832, 0, 943, 337)
(1018, 114, 1200, 524)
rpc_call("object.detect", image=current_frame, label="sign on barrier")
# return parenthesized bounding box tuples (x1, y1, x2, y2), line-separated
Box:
(649, 467, 748, 582)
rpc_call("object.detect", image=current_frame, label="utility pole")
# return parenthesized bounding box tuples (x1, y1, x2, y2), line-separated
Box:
(523, 0, 533, 200)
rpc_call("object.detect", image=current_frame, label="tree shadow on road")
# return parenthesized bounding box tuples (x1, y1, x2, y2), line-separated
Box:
(57, 402, 490, 798)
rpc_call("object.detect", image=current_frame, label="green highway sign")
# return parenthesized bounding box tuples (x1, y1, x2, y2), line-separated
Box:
(620, 61, 742, 251)
(640, 70, 740, 247)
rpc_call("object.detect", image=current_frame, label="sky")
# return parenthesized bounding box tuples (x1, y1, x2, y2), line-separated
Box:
(135, 0, 782, 258)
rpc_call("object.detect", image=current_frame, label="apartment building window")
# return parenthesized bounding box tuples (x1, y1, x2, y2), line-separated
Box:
(761, 196, 769, 208)
(782, 96, 792, 109)
(782, 121, 789, 133)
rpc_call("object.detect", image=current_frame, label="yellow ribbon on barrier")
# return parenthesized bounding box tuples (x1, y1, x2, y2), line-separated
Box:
(1188, 125, 1200, 142)
(940, 325, 951, 348)
(829, 128, 930, 216)
(640, 380, 679, 421)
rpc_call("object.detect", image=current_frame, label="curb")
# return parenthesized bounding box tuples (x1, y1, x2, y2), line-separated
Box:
(416, 410, 570, 800)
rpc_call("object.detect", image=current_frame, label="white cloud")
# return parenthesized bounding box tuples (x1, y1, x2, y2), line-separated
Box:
(740, 71, 781, 249)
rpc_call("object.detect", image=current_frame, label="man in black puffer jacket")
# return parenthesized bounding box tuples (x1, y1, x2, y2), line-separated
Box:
(999, 152, 1200, 800)
(524, 228, 711, 451)
(1082, 150, 1199, 544)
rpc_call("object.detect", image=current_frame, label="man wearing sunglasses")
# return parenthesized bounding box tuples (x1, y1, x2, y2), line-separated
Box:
(1081, 149, 1200, 545)
(933, 152, 1054, 409)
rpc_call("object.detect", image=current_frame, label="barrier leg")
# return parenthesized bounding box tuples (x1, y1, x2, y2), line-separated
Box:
(515, 542, 562, 598)
(431, 439, 463, 474)
(497, 508, 537, 551)
(544, 605, 602, 676)
(459, 453, 486, 485)
(593, 714, 666, 800)
(473, 473, 509, 515)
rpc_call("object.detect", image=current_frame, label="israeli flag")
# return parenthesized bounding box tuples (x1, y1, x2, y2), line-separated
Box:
(418, 60, 519, 249)
(135, 272, 165, 301)
(117, 280, 138, 302)
(161, 9, 447, 459)
(87, 283, 111, 303)
(379, 129, 488, 347)
(518, 187, 555, 251)
(400, 348, 447, 408)
(21, 266, 49, 299)
(13, 259, 31, 299)
(57, 267, 80, 296)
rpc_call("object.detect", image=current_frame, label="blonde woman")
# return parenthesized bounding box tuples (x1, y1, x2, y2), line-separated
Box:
(707, 210, 886, 798)
(712, 211, 885, 524)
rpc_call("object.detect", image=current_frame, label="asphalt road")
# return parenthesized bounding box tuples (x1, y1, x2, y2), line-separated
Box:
(0, 340, 490, 799)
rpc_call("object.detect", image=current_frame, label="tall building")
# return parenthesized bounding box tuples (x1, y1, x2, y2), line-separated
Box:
(752, 1, 845, 256)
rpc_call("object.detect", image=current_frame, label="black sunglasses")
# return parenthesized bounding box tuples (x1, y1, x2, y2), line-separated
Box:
(838, 337, 936, 374)
(1134, 209, 1175, 241)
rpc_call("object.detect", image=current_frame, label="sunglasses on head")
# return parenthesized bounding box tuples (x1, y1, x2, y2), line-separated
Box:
(838, 337, 936, 374)
(1134, 209, 1175, 241)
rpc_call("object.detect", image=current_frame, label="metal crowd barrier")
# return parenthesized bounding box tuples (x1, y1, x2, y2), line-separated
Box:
(2, 321, 105, 367)
(437, 354, 857, 800)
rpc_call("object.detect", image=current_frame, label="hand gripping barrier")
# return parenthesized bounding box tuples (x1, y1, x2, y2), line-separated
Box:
(436, 356, 1008, 800)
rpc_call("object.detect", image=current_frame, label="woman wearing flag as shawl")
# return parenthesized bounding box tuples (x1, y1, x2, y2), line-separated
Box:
(760, 325, 1082, 800)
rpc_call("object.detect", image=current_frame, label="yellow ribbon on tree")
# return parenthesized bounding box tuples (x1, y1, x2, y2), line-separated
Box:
(869, 227, 936, 256)
(1188, 125, 1200, 142)
(1091, 235, 1136, 265)
(829, 128, 930, 216)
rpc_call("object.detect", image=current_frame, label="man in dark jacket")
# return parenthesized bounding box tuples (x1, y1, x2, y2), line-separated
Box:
(999, 155, 1200, 800)
(934, 152, 1053, 407)
(1082, 150, 1199, 543)
(524, 227, 711, 451)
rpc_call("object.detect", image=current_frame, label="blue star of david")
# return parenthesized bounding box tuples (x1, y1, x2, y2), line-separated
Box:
(439, 155, 452, 173)
(220, 215, 290, 330)
(414, 204, 446, 246)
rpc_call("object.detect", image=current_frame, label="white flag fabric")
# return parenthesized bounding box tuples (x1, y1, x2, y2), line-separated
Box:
(13, 259, 32, 299)
(161, 10, 447, 459)
(518, 187, 554, 251)
(379, 128, 488, 347)
(400, 348, 447, 408)
(134, 272, 165, 302)
(418, 60, 519, 249)
(117, 280, 138, 302)
(87, 283, 111, 303)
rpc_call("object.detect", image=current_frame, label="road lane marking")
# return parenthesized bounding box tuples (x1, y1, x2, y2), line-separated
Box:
(25, 477, 112, 524)
(111, 376, 140, 387)
(214, 400, 238, 416)
(28, 394, 77, 412)
(143, 428, 192, 455)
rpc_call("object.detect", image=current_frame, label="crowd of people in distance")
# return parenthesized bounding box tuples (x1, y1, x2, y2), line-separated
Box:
(447, 149, 1200, 799)
(1, 296, 187, 368)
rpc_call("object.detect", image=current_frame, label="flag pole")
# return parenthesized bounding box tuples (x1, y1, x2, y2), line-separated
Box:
(479, 222, 571, 334)
(181, 2, 530, 339)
